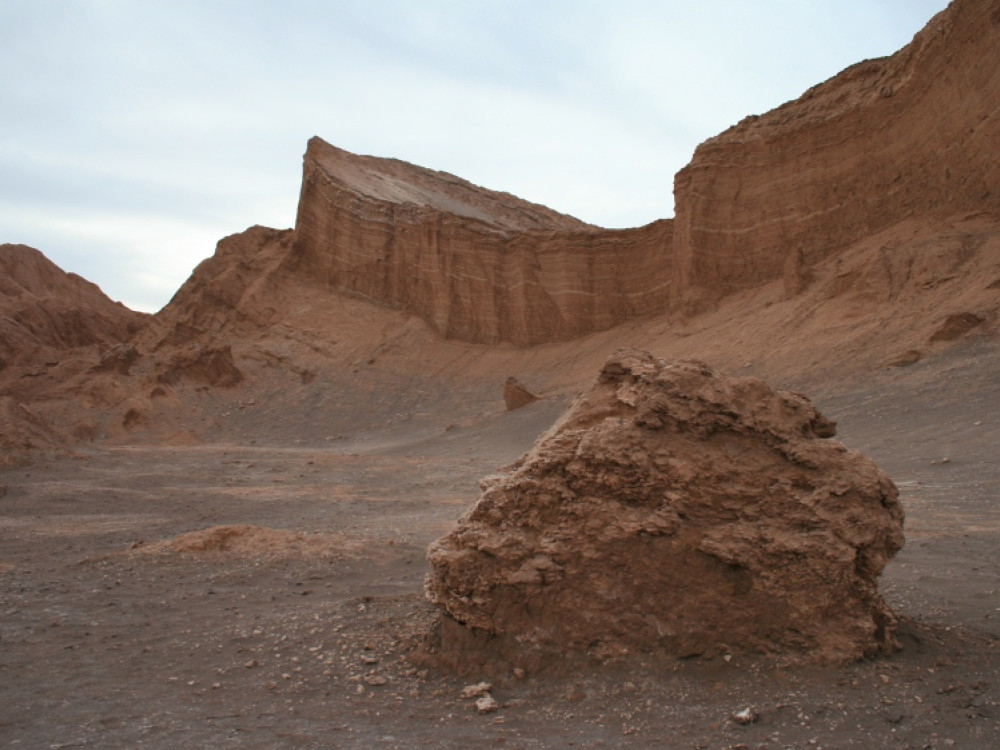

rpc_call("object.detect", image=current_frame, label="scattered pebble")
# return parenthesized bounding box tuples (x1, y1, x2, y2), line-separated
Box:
(476, 694, 499, 714)
(460, 682, 493, 699)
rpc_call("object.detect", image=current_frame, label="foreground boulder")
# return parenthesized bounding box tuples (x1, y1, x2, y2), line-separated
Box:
(424, 350, 904, 671)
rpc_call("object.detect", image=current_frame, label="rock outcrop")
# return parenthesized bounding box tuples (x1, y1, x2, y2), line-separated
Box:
(503, 377, 539, 411)
(289, 138, 673, 345)
(0, 244, 148, 366)
(285, 0, 999, 340)
(424, 350, 904, 670)
(671, 0, 1000, 309)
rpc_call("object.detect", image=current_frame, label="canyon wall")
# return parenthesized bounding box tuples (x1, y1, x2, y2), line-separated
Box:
(672, 0, 1000, 308)
(284, 0, 997, 343)
(290, 138, 672, 345)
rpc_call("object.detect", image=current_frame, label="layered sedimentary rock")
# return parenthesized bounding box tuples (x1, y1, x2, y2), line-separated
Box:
(425, 350, 904, 669)
(290, 138, 672, 345)
(288, 1, 998, 340)
(672, 0, 1000, 308)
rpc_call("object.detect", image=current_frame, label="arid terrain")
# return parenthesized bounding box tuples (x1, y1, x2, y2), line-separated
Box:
(3, 0, 1000, 747)
(3, 340, 1000, 749)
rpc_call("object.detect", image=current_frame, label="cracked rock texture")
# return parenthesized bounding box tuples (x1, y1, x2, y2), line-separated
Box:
(425, 350, 904, 669)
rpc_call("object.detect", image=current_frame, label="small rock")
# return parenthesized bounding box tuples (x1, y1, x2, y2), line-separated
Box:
(732, 707, 758, 725)
(244, 659, 258, 668)
(364, 674, 388, 686)
(512, 667, 526, 680)
(884, 707, 905, 724)
(476, 694, 500, 714)
(460, 681, 493, 699)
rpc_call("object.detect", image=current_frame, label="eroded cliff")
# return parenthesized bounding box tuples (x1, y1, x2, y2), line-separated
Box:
(672, 0, 1000, 309)
(287, 0, 998, 340)
(290, 138, 673, 345)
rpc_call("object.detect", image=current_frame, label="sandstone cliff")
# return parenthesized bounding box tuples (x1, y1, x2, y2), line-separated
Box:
(290, 138, 673, 345)
(671, 0, 1000, 309)
(287, 0, 999, 338)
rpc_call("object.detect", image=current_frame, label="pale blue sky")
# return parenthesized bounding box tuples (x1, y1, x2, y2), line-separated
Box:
(1, 1, 946, 311)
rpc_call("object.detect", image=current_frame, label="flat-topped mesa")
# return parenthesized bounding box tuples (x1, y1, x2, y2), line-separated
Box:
(290, 137, 673, 345)
(672, 0, 1000, 310)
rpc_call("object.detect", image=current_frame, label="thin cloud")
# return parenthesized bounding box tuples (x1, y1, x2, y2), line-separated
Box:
(0, 0, 947, 312)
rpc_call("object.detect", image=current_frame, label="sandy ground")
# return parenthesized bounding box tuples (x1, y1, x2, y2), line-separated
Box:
(2, 342, 1000, 749)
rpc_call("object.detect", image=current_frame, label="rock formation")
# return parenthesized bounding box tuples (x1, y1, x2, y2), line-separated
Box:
(424, 350, 904, 670)
(503, 377, 539, 411)
(289, 138, 672, 345)
(0, 244, 148, 367)
(283, 0, 999, 341)
(671, 0, 1000, 309)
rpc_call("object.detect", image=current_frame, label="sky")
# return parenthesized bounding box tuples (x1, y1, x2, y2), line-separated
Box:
(1, 1, 947, 313)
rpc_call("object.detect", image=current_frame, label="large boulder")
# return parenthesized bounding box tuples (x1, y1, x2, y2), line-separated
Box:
(424, 350, 904, 671)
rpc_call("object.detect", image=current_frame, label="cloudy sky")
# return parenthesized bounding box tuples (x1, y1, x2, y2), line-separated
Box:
(1, 1, 946, 312)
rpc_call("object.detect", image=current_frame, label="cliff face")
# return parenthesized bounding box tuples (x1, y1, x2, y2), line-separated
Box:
(289, 0, 999, 341)
(671, 0, 1000, 308)
(291, 138, 673, 345)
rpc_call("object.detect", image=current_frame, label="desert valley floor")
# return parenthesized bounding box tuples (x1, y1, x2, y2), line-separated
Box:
(3, 339, 1000, 749)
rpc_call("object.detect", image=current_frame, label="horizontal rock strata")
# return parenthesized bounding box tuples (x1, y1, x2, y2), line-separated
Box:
(290, 138, 672, 345)
(671, 0, 1000, 309)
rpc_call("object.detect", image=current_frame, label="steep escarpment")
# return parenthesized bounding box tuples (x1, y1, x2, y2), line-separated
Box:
(290, 138, 673, 345)
(671, 0, 1000, 309)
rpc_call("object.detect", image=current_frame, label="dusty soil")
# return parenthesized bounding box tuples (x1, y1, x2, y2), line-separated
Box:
(3, 342, 1000, 749)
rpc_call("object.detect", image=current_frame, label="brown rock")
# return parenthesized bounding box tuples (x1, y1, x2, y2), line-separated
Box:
(289, 137, 673, 345)
(0, 244, 149, 366)
(672, 0, 1000, 310)
(93, 343, 140, 375)
(928, 312, 985, 343)
(157, 345, 244, 388)
(425, 350, 903, 670)
(503, 377, 539, 411)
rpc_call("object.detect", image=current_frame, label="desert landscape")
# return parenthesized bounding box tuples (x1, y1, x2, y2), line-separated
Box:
(3, 0, 1000, 747)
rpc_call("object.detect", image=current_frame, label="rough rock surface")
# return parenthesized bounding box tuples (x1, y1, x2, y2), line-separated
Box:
(0, 244, 148, 366)
(503, 377, 539, 411)
(671, 0, 1000, 309)
(286, 0, 999, 339)
(290, 138, 672, 345)
(425, 350, 904, 670)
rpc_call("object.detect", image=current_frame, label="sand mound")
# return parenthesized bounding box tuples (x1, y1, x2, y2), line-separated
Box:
(423, 350, 904, 673)
(137, 524, 368, 559)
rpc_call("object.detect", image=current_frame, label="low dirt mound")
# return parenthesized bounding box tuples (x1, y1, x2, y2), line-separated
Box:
(423, 349, 904, 673)
(135, 524, 368, 559)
